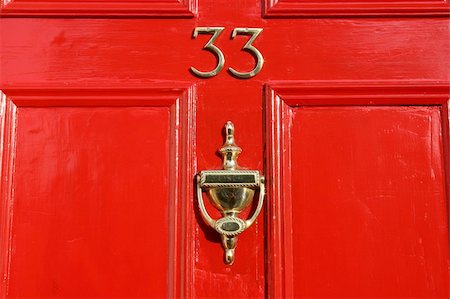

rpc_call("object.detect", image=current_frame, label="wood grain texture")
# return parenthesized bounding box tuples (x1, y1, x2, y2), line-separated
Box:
(0, 0, 197, 16)
(265, 82, 450, 298)
(264, 0, 450, 17)
(0, 86, 196, 298)
(0, 0, 449, 296)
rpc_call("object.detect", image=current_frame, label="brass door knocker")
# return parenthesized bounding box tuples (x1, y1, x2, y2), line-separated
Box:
(197, 121, 265, 265)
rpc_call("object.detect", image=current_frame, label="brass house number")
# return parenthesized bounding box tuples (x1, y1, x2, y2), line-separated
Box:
(190, 27, 264, 79)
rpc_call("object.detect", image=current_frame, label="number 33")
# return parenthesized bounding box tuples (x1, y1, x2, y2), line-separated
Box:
(190, 27, 264, 79)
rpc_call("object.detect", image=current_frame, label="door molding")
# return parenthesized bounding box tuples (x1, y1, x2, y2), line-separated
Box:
(0, 85, 197, 298)
(264, 0, 450, 17)
(0, 0, 197, 17)
(264, 80, 450, 298)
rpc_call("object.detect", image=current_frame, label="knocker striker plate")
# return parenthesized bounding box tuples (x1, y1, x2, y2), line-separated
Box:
(197, 121, 265, 265)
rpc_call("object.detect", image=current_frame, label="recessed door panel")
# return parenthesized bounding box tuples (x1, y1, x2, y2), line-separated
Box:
(290, 106, 448, 297)
(0, 89, 195, 298)
(264, 0, 449, 17)
(265, 83, 450, 298)
(0, 0, 195, 16)
(12, 107, 169, 297)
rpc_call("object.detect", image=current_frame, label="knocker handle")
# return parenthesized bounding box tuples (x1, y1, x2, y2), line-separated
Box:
(197, 175, 216, 228)
(196, 175, 265, 230)
(245, 176, 265, 228)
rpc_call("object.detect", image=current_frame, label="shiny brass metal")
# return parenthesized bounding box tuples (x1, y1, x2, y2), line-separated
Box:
(228, 28, 264, 79)
(197, 121, 265, 265)
(190, 27, 225, 78)
(191, 27, 264, 79)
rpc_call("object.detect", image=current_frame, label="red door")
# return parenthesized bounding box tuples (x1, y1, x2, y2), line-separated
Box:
(0, 0, 449, 298)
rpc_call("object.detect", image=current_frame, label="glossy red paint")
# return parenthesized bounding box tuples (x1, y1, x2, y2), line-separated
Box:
(0, 0, 197, 16)
(264, 0, 450, 17)
(0, 88, 196, 298)
(266, 83, 450, 298)
(292, 106, 447, 297)
(0, 0, 449, 298)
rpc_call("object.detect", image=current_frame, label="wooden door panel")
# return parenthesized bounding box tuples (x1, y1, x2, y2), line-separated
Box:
(291, 106, 447, 297)
(0, 0, 449, 296)
(266, 82, 450, 298)
(264, 0, 449, 17)
(12, 107, 170, 297)
(0, 88, 195, 298)
(0, 0, 196, 16)
(1, 18, 449, 84)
